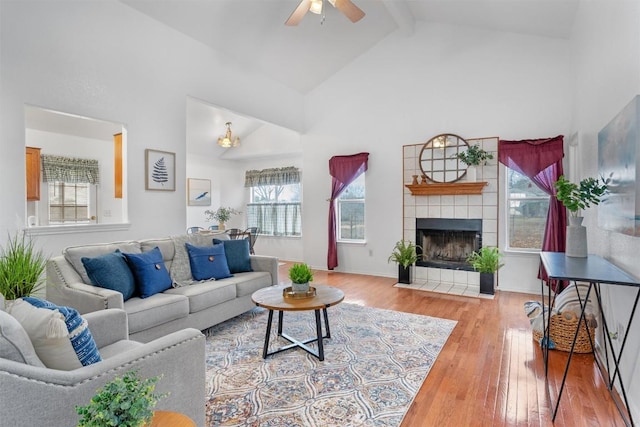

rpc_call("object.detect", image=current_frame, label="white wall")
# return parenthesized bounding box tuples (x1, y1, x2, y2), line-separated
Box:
(570, 0, 640, 420)
(0, 0, 303, 257)
(303, 22, 573, 280)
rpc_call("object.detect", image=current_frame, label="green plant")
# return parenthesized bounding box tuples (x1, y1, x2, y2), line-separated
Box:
(466, 246, 504, 273)
(454, 144, 494, 166)
(288, 263, 314, 284)
(387, 240, 421, 268)
(554, 175, 609, 217)
(76, 371, 167, 427)
(0, 232, 48, 300)
(204, 206, 240, 224)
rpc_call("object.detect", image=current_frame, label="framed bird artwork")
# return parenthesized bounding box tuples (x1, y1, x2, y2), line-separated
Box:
(187, 178, 211, 206)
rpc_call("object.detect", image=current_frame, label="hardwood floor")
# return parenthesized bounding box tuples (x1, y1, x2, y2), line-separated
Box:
(277, 262, 626, 426)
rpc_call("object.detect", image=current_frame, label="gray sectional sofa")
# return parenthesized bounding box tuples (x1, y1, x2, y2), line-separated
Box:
(46, 233, 278, 342)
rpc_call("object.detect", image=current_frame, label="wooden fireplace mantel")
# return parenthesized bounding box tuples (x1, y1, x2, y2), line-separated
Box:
(405, 182, 488, 196)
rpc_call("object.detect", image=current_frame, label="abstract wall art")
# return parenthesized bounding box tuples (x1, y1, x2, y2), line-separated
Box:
(187, 178, 211, 206)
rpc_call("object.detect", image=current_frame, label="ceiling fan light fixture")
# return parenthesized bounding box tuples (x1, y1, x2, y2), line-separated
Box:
(309, 0, 323, 14)
(217, 122, 240, 148)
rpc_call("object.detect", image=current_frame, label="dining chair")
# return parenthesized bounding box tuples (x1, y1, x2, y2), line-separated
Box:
(227, 228, 241, 239)
(244, 227, 260, 254)
(187, 226, 204, 234)
(208, 225, 219, 231)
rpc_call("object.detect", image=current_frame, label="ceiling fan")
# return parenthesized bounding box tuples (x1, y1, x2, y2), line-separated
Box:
(285, 0, 365, 26)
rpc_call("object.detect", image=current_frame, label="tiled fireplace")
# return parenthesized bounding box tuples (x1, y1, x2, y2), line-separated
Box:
(402, 137, 499, 295)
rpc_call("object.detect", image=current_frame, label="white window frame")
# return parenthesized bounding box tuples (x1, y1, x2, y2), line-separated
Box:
(337, 174, 366, 243)
(504, 168, 550, 253)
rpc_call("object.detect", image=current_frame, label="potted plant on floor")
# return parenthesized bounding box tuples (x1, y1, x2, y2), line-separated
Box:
(388, 240, 421, 284)
(466, 246, 504, 295)
(0, 231, 48, 301)
(453, 144, 493, 181)
(289, 262, 313, 294)
(204, 206, 240, 231)
(554, 175, 609, 257)
(76, 371, 167, 427)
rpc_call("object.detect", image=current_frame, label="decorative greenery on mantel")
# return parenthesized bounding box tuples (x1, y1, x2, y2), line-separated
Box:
(454, 144, 494, 166)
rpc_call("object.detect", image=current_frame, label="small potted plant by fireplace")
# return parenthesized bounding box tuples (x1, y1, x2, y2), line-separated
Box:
(388, 240, 421, 284)
(466, 246, 504, 295)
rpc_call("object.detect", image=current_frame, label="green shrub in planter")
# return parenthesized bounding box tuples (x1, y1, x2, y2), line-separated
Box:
(288, 263, 313, 284)
(76, 371, 167, 427)
(466, 246, 504, 273)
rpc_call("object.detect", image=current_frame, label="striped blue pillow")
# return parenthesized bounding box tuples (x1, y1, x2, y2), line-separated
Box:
(21, 297, 102, 367)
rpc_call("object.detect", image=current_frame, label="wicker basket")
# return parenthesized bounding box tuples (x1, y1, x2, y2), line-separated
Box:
(532, 311, 595, 353)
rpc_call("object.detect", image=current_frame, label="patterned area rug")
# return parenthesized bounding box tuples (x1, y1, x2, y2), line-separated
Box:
(204, 303, 457, 426)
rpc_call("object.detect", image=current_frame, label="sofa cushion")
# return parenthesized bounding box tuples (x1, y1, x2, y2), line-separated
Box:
(164, 280, 236, 313)
(81, 251, 136, 300)
(64, 241, 141, 285)
(123, 293, 190, 335)
(213, 238, 253, 274)
(8, 297, 102, 370)
(122, 247, 173, 298)
(0, 309, 45, 366)
(231, 272, 274, 297)
(185, 243, 233, 281)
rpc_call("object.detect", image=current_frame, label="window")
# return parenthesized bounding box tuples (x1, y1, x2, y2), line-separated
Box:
(338, 174, 365, 241)
(247, 184, 301, 236)
(506, 168, 549, 250)
(48, 182, 90, 223)
(245, 167, 302, 237)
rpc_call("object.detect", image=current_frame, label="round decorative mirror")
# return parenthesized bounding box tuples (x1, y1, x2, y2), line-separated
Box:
(419, 133, 469, 183)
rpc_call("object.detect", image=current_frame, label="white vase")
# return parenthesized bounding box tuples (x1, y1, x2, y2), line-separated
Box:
(467, 166, 477, 182)
(566, 216, 588, 258)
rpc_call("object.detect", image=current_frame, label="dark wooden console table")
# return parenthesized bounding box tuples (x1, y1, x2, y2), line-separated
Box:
(540, 252, 640, 426)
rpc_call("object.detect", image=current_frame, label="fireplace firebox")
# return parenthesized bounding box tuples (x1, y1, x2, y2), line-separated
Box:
(415, 218, 482, 271)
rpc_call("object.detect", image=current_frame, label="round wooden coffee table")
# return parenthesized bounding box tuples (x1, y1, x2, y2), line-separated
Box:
(252, 284, 344, 361)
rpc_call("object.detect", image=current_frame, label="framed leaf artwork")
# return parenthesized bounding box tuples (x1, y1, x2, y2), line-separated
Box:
(145, 149, 176, 191)
(187, 178, 211, 206)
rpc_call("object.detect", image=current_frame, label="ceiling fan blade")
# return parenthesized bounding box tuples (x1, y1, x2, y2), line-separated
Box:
(333, 0, 365, 23)
(285, 0, 312, 26)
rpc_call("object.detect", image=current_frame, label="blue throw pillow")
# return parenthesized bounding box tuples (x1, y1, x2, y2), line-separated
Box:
(185, 242, 233, 281)
(213, 238, 253, 273)
(20, 297, 102, 369)
(81, 251, 136, 300)
(122, 247, 172, 298)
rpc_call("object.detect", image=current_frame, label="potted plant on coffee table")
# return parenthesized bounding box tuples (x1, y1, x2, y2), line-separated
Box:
(466, 246, 504, 295)
(0, 231, 48, 301)
(288, 262, 314, 294)
(554, 175, 609, 257)
(387, 240, 421, 284)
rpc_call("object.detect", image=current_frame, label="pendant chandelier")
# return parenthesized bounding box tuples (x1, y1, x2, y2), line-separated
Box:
(217, 122, 240, 148)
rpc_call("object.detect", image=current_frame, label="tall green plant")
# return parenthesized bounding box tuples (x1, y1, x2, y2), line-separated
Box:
(466, 246, 504, 273)
(387, 240, 421, 268)
(554, 175, 609, 217)
(0, 232, 48, 300)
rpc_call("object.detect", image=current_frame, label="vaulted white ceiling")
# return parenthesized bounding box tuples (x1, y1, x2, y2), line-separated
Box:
(121, 0, 580, 94)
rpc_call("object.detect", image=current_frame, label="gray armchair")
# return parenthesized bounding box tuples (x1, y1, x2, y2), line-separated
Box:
(0, 294, 206, 426)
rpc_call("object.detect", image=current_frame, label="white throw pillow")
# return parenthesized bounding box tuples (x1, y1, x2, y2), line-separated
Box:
(8, 298, 102, 370)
